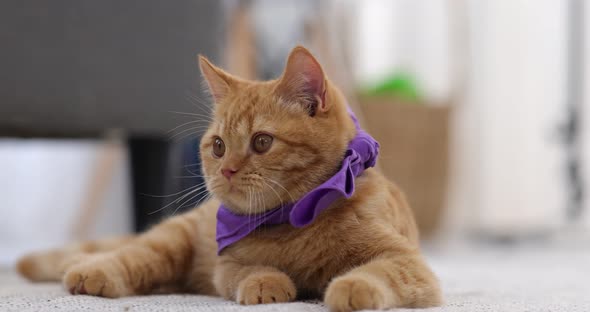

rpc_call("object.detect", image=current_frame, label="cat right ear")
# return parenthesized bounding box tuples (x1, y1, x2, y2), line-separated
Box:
(276, 46, 328, 116)
(198, 55, 232, 103)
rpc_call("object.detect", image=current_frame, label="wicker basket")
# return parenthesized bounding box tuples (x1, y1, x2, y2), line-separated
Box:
(360, 97, 450, 238)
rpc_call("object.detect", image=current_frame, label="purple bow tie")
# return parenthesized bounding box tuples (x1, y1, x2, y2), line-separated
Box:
(215, 111, 380, 254)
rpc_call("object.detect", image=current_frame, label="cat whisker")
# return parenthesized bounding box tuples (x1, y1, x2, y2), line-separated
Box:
(169, 129, 209, 143)
(166, 120, 204, 134)
(139, 182, 205, 198)
(254, 189, 262, 234)
(183, 165, 205, 177)
(174, 175, 213, 179)
(168, 112, 214, 126)
(169, 111, 215, 122)
(168, 194, 210, 215)
(264, 177, 296, 204)
(178, 171, 212, 178)
(185, 90, 210, 103)
(177, 192, 212, 214)
(261, 179, 289, 225)
(247, 187, 253, 233)
(192, 192, 213, 210)
(168, 126, 210, 139)
(256, 189, 264, 215)
(147, 183, 207, 215)
(170, 187, 210, 215)
(260, 190, 268, 234)
(257, 190, 266, 234)
(165, 183, 207, 204)
(185, 93, 214, 115)
(261, 180, 284, 209)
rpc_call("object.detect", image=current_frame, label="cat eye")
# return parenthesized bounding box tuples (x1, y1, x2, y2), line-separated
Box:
(212, 137, 225, 158)
(252, 133, 273, 154)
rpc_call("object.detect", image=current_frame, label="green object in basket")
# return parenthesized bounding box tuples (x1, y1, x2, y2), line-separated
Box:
(364, 72, 423, 102)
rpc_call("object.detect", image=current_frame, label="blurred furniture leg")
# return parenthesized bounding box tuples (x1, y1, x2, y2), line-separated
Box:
(129, 138, 172, 232)
(72, 133, 124, 239)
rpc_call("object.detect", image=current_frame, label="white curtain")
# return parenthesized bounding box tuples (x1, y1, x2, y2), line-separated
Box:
(450, 0, 571, 238)
(582, 0, 590, 230)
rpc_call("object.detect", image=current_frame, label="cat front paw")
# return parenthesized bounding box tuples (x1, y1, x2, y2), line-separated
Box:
(17, 250, 66, 282)
(236, 272, 296, 305)
(63, 255, 133, 298)
(324, 274, 392, 312)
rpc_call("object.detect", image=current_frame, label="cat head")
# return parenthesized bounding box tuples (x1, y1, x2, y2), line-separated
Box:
(199, 46, 356, 215)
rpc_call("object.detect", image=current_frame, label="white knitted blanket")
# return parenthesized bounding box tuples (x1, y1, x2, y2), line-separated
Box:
(1, 245, 589, 312)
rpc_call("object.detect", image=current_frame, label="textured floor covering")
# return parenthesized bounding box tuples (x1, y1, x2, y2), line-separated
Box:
(1, 244, 589, 312)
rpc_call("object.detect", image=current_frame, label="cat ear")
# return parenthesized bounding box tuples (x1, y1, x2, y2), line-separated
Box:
(198, 55, 233, 103)
(276, 46, 328, 116)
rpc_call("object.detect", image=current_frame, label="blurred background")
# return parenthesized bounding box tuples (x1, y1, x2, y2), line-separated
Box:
(1, 0, 590, 267)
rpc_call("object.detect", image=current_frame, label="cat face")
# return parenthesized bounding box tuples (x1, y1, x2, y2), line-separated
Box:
(199, 47, 355, 215)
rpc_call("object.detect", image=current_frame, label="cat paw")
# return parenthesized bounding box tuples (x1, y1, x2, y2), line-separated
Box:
(236, 272, 296, 305)
(16, 253, 43, 281)
(17, 251, 64, 282)
(63, 256, 132, 298)
(58, 253, 92, 276)
(324, 275, 391, 312)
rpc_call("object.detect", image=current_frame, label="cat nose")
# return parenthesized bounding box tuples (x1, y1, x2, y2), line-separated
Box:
(221, 168, 238, 180)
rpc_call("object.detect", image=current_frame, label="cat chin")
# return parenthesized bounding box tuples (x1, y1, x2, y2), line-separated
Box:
(219, 186, 293, 214)
(213, 193, 246, 212)
(217, 197, 274, 216)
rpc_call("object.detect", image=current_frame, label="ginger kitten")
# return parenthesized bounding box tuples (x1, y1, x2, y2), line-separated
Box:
(17, 46, 442, 311)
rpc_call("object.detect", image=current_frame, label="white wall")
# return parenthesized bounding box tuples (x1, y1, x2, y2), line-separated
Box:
(0, 139, 132, 266)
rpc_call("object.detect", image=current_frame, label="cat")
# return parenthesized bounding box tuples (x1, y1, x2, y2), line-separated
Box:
(16, 46, 442, 311)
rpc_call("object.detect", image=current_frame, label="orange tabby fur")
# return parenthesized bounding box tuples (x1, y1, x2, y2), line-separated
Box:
(17, 46, 442, 311)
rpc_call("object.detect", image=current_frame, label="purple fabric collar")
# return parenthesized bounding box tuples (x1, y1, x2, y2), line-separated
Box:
(215, 111, 380, 254)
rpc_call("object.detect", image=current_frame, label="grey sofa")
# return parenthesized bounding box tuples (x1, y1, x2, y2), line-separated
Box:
(0, 0, 223, 229)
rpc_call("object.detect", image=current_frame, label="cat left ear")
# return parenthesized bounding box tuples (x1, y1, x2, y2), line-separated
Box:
(276, 46, 328, 116)
(198, 55, 233, 103)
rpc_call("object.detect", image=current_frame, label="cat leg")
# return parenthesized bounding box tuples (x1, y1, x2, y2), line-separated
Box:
(17, 236, 134, 282)
(213, 257, 297, 305)
(62, 211, 199, 298)
(324, 243, 442, 311)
